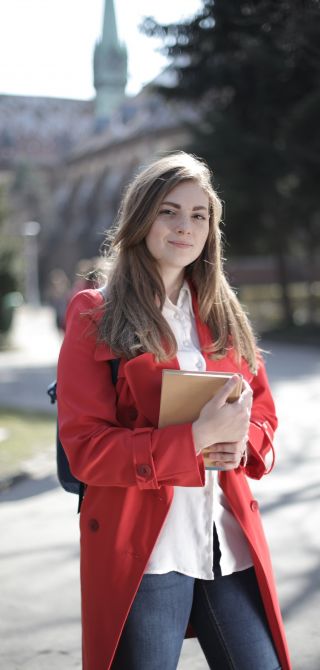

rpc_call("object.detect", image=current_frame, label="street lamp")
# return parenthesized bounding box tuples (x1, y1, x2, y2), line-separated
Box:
(22, 220, 41, 306)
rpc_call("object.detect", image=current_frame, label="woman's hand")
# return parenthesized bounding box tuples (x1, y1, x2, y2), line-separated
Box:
(202, 438, 248, 470)
(192, 375, 252, 469)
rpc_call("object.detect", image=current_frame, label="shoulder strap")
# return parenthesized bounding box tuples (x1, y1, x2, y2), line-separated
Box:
(110, 358, 120, 385)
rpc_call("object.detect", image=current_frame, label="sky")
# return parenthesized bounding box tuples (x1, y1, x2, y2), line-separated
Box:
(0, 0, 202, 100)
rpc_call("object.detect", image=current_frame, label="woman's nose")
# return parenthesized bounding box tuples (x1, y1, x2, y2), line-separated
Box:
(175, 214, 191, 234)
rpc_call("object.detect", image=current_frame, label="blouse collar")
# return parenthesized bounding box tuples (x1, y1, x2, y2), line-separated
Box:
(163, 280, 195, 317)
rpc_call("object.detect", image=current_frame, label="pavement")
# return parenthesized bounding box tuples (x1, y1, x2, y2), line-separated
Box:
(0, 305, 320, 669)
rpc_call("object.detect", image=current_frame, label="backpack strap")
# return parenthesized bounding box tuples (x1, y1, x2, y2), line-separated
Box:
(110, 357, 120, 385)
(47, 380, 57, 404)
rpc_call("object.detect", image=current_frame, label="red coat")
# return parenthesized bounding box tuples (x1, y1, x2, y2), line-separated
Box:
(57, 289, 292, 670)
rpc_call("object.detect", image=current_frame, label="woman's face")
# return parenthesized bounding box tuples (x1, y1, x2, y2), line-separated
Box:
(145, 180, 210, 278)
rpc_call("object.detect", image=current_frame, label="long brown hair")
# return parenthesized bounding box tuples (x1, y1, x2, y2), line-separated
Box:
(98, 152, 258, 372)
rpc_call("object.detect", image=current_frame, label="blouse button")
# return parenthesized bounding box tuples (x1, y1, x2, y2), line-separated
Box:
(250, 500, 259, 512)
(196, 359, 203, 370)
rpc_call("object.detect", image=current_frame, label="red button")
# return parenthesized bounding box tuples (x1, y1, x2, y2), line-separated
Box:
(250, 500, 259, 512)
(89, 518, 99, 531)
(137, 464, 152, 477)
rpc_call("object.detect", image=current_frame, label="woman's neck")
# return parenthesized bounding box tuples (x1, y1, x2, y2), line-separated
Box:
(162, 270, 185, 305)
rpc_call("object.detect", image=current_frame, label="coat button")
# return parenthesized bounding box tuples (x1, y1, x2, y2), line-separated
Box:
(89, 518, 99, 532)
(136, 464, 152, 477)
(128, 408, 138, 421)
(250, 500, 259, 512)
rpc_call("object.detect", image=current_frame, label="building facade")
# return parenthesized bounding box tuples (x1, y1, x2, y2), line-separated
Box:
(0, 0, 192, 295)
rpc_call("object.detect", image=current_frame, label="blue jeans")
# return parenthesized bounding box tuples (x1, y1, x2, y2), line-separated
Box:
(112, 567, 281, 669)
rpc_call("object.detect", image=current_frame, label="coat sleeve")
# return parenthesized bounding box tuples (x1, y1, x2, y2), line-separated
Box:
(57, 290, 205, 491)
(242, 354, 278, 480)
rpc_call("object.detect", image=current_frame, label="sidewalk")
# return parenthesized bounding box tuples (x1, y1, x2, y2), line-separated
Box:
(0, 305, 320, 669)
(0, 304, 63, 414)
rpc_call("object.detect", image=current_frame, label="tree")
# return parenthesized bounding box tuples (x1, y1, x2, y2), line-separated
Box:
(0, 186, 22, 336)
(143, 0, 320, 325)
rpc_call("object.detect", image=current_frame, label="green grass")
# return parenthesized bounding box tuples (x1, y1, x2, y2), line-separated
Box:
(0, 410, 56, 479)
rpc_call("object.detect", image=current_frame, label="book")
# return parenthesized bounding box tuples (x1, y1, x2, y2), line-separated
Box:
(158, 369, 243, 470)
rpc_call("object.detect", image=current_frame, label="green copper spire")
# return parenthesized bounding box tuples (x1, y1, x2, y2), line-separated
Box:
(93, 0, 127, 124)
(102, 0, 119, 47)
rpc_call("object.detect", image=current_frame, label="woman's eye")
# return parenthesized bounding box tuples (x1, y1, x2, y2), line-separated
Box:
(159, 209, 175, 216)
(158, 210, 206, 220)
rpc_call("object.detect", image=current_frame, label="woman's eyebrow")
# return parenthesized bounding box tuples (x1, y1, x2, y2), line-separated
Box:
(161, 201, 208, 211)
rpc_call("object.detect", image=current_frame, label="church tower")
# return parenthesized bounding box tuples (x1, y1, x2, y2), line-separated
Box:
(93, 0, 127, 126)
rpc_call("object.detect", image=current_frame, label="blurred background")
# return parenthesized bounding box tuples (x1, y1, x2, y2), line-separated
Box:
(0, 0, 319, 341)
(0, 1, 319, 668)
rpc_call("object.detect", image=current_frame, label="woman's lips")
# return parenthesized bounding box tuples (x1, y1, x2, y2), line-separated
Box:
(168, 241, 193, 248)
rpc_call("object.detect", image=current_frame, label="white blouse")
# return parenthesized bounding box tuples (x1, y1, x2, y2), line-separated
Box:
(144, 282, 253, 580)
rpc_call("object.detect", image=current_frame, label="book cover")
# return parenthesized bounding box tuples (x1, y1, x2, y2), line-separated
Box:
(158, 369, 242, 470)
(158, 369, 242, 428)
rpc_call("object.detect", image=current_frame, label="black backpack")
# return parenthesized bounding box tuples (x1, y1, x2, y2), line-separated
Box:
(47, 358, 120, 512)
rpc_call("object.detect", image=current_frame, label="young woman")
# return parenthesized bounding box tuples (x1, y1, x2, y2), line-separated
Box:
(57, 152, 291, 670)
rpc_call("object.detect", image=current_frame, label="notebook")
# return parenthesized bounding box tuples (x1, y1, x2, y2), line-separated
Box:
(158, 369, 242, 470)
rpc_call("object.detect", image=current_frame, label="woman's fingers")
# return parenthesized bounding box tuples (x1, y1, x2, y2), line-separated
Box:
(212, 374, 242, 409)
(239, 379, 253, 409)
(203, 441, 244, 464)
(192, 376, 252, 452)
